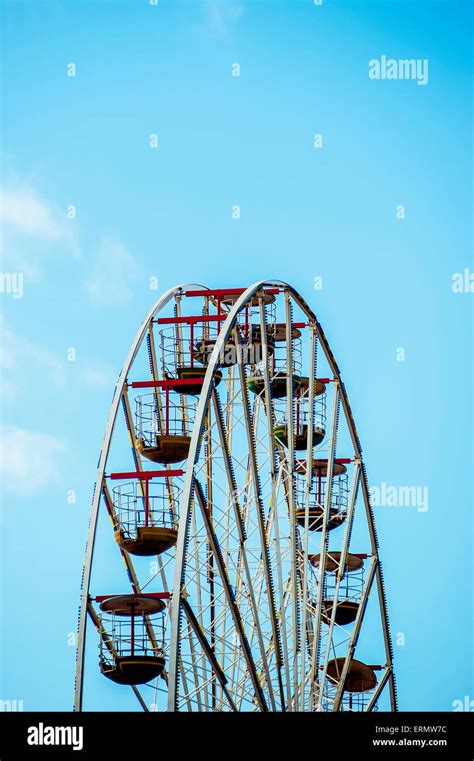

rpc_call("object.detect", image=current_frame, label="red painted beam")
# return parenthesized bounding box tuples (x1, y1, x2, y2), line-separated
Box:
(130, 378, 203, 389)
(318, 663, 382, 671)
(308, 552, 370, 560)
(156, 314, 227, 325)
(296, 458, 352, 466)
(94, 593, 171, 602)
(156, 315, 307, 329)
(186, 288, 280, 298)
(108, 470, 184, 480)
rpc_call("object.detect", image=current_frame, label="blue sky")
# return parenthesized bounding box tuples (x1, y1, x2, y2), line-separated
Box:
(0, 0, 472, 711)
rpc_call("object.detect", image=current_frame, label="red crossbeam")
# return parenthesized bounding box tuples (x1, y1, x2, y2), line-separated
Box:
(318, 663, 382, 671)
(186, 288, 280, 298)
(297, 458, 352, 465)
(108, 470, 184, 480)
(156, 314, 227, 325)
(156, 314, 307, 330)
(130, 378, 203, 389)
(310, 552, 370, 560)
(94, 593, 171, 602)
(132, 377, 329, 389)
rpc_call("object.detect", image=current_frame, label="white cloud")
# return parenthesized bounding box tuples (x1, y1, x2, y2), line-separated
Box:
(0, 183, 138, 308)
(0, 316, 114, 399)
(0, 342, 16, 370)
(0, 379, 17, 401)
(81, 364, 115, 390)
(0, 425, 65, 495)
(0, 187, 64, 239)
(0, 316, 66, 391)
(0, 185, 80, 277)
(201, 1, 243, 36)
(85, 237, 140, 308)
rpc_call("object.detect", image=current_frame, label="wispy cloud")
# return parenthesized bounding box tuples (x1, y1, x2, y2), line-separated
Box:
(0, 182, 140, 308)
(85, 237, 141, 308)
(0, 185, 80, 277)
(0, 187, 64, 239)
(0, 316, 66, 391)
(0, 424, 65, 495)
(81, 364, 116, 390)
(0, 316, 115, 399)
(202, 1, 243, 36)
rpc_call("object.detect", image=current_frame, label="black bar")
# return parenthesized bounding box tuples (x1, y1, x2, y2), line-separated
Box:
(0, 712, 472, 759)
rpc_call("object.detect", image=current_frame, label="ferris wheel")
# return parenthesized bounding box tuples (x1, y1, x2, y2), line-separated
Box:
(73, 281, 397, 713)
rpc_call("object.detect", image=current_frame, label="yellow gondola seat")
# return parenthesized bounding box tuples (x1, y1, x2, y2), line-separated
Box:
(136, 434, 191, 464)
(326, 658, 377, 693)
(115, 525, 178, 556)
(101, 654, 166, 686)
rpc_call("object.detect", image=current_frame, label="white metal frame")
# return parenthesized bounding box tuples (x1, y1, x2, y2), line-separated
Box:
(74, 280, 397, 713)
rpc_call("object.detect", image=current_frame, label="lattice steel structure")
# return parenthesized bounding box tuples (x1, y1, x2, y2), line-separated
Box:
(74, 281, 397, 712)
